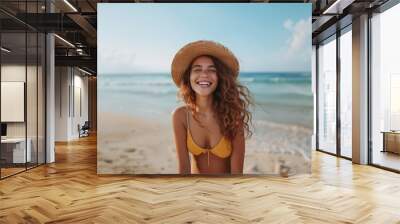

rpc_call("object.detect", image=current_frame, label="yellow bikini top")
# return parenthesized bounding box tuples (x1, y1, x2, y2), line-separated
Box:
(186, 110, 232, 165)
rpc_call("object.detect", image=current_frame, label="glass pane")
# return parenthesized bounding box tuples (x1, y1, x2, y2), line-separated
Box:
(38, 33, 45, 165)
(27, 31, 38, 169)
(26, 0, 39, 170)
(340, 28, 352, 158)
(371, 4, 400, 171)
(318, 36, 337, 154)
(1, 31, 27, 177)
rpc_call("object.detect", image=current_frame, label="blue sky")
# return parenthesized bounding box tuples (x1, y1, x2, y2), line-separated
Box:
(98, 3, 311, 74)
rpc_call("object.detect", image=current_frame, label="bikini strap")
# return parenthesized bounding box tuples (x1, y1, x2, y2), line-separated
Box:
(186, 107, 190, 130)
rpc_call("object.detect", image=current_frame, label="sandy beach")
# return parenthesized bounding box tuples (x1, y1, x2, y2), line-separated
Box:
(97, 111, 312, 175)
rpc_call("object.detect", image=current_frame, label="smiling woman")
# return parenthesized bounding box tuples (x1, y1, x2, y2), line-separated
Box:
(171, 40, 253, 174)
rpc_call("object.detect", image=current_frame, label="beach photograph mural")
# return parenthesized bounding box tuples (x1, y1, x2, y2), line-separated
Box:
(97, 3, 312, 175)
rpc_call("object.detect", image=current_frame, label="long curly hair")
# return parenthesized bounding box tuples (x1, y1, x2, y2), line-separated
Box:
(178, 55, 253, 141)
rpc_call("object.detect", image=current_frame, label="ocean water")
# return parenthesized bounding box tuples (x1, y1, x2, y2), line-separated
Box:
(98, 72, 313, 128)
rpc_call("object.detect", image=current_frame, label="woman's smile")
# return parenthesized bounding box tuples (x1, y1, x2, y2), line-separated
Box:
(196, 80, 213, 88)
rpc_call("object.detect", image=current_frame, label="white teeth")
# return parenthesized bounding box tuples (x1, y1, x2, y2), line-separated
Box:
(197, 81, 211, 86)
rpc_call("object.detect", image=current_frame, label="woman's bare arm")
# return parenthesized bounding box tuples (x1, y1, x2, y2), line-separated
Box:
(230, 126, 245, 174)
(172, 107, 191, 174)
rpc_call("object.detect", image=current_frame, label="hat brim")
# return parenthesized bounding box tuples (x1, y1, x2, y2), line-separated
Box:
(171, 40, 239, 87)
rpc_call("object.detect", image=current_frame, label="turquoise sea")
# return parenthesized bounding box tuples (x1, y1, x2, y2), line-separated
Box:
(98, 72, 313, 129)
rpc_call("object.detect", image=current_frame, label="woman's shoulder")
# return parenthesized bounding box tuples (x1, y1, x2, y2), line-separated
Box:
(171, 106, 188, 124)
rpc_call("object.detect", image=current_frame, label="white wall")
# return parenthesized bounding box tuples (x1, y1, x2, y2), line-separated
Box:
(70, 73, 89, 138)
(55, 66, 70, 141)
(1, 82, 25, 122)
(55, 67, 89, 141)
(1, 65, 26, 135)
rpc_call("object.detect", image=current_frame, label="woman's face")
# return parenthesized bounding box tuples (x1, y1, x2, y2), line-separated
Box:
(189, 56, 219, 97)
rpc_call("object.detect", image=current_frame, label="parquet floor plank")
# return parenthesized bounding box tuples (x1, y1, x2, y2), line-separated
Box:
(0, 135, 399, 223)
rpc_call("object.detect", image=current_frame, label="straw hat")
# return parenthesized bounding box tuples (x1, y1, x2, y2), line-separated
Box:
(171, 40, 239, 87)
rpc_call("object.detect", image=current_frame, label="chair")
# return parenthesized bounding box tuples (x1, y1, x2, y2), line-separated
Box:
(79, 121, 90, 138)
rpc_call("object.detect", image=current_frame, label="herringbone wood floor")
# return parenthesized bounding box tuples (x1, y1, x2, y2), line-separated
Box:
(1, 135, 400, 224)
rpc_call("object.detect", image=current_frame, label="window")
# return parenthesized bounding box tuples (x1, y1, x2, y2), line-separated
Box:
(317, 35, 337, 154)
(339, 27, 352, 158)
(371, 3, 400, 171)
